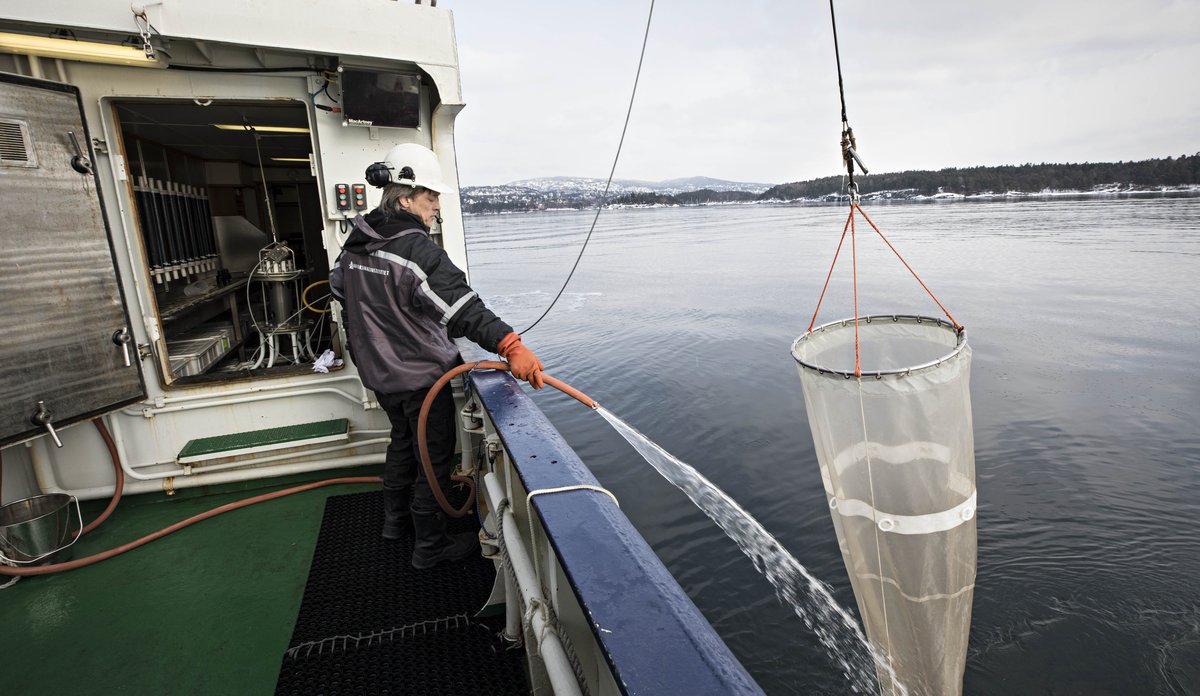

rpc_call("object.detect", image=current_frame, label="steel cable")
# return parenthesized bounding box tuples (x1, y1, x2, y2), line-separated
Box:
(518, 0, 656, 335)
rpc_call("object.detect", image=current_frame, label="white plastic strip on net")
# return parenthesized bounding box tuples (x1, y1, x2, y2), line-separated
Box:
(793, 316, 976, 696)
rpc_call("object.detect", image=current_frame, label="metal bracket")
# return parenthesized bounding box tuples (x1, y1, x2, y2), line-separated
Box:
(30, 401, 63, 448)
(67, 131, 92, 175)
(112, 328, 133, 367)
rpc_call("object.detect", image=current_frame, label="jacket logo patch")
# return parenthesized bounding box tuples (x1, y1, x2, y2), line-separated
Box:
(349, 261, 390, 277)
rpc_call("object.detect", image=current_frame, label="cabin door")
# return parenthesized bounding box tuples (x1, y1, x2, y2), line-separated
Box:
(0, 74, 146, 448)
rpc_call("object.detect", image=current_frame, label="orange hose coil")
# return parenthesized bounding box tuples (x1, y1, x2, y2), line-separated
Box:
(417, 361, 597, 518)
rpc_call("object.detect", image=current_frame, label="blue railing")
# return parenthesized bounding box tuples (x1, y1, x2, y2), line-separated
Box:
(469, 371, 764, 696)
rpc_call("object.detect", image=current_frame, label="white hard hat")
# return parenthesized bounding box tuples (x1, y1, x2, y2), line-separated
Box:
(365, 143, 454, 193)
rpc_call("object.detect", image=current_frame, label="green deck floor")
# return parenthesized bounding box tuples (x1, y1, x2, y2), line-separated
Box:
(0, 470, 379, 695)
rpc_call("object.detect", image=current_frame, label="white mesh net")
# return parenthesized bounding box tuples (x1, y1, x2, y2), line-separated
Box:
(792, 315, 976, 696)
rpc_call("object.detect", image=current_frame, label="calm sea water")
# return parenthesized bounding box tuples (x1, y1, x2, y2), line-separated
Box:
(464, 197, 1200, 695)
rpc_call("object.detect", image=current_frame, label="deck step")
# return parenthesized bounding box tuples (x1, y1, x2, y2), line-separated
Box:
(177, 418, 350, 464)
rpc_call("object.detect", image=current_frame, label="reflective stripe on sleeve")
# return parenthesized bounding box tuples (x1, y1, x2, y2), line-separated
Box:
(370, 249, 470, 325)
(443, 291, 478, 325)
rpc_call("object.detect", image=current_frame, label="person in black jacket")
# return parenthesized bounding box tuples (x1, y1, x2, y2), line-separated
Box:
(330, 143, 544, 569)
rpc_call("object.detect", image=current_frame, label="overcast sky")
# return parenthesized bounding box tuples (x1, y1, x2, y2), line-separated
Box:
(448, 0, 1199, 187)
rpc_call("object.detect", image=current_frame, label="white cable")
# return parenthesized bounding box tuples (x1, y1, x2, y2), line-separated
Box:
(246, 262, 264, 336)
(856, 376, 896, 696)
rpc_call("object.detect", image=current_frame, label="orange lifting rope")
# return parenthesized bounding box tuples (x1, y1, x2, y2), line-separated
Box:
(819, 0, 961, 378)
(806, 202, 963, 378)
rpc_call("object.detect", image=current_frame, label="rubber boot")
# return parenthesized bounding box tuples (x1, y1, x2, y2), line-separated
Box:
(381, 486, 413, 540)
(411, 511, 478, 569)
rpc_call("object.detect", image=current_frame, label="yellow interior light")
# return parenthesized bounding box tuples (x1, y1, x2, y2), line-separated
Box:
(0, 31, 164, 68)
(270, 157, 312, 162)
(213, 124, 310, 134)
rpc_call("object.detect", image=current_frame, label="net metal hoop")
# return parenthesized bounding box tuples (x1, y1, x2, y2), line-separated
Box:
(792, 314, 967, 380)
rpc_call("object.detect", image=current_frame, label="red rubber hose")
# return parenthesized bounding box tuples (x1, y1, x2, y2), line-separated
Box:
(0, 475, 380, 577)
(79, 419, 124, 537)
(417, 361, 598, 518)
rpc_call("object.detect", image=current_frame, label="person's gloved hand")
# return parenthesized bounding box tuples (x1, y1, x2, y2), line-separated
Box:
(497, 332, 545, 389)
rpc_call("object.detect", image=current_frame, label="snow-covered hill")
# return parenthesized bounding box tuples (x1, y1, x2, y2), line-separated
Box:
(461, 175, 772, 212)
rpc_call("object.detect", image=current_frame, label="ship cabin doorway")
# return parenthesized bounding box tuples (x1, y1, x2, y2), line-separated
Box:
(112, 99, 334, 387)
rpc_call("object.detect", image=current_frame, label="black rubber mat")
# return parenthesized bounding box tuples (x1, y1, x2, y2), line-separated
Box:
(275, 490, 528, 695)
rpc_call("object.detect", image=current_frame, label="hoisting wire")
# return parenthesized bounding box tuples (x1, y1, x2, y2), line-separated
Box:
(829, 0, 869, 200)
(518, 0, 655, 336)
(810, 2, 961, 348)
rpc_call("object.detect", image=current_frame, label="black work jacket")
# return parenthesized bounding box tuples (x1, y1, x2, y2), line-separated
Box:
(330, 209, 512, 393)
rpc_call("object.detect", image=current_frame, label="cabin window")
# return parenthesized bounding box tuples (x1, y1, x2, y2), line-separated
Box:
(112, 99, 334, 387)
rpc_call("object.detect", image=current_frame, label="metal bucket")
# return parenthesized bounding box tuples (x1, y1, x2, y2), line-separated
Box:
(0, 493, 82, 566)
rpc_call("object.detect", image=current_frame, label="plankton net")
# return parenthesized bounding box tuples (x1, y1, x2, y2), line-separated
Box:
(792, 204, 976, 696)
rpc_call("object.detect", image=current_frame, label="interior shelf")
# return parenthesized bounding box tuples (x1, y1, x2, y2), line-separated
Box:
(158, 277, 248, 323)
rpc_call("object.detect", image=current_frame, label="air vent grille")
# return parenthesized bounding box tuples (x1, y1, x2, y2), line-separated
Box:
(0, 119, 36, 167)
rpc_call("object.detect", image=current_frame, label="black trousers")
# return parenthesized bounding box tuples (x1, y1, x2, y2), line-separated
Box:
(376, 386, 457, 516)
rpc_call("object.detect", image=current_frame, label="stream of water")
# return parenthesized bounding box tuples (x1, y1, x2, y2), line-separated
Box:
(596, 405, 905, 695)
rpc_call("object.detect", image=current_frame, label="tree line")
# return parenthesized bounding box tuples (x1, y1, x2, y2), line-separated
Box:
(759, 154, 1200, 200)
(463, 154, 1200, 213)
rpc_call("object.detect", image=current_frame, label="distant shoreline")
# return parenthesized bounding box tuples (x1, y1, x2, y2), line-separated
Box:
(463, 155, 1200, 214)
(463, 186, 1200, 215)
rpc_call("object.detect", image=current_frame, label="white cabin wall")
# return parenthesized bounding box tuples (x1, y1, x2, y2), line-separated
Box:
(0, 1, 471, 500)
(3, 1, 470, 290)
(4, 1, 459, 69)
(31, 377, 384, 500)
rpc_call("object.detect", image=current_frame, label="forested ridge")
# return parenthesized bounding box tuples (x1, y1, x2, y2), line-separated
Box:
(463, 155, 1199, 213)
(757, 154, 1200, 201)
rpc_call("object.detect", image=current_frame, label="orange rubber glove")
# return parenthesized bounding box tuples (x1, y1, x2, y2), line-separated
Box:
(497, 331, 545, 389)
